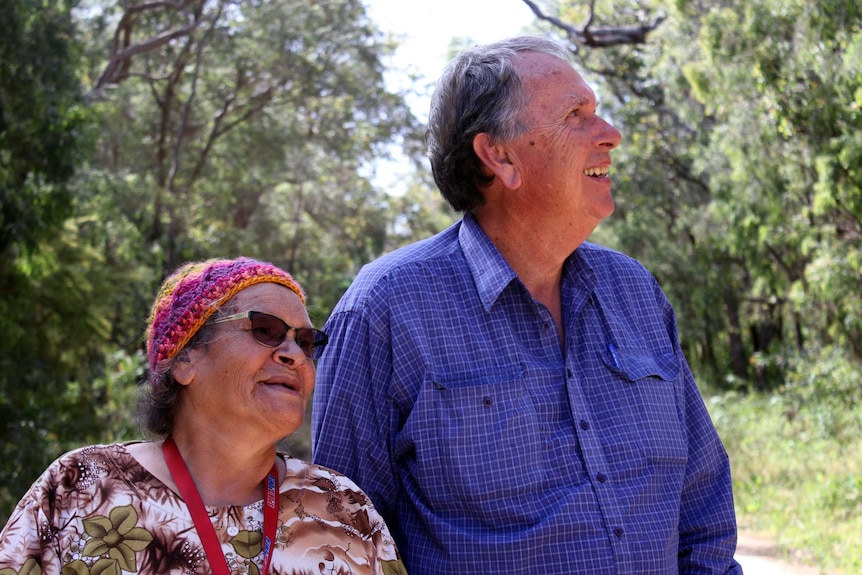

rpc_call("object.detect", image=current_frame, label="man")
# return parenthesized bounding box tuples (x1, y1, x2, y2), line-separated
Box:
(312, 35, 742, 574)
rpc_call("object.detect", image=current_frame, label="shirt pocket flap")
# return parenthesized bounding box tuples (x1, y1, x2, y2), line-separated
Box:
(602, 348, 680, 382)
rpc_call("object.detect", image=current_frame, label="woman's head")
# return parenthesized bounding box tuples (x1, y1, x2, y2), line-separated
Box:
(426, 35, 569, 212)
(140, 257, 312, 437)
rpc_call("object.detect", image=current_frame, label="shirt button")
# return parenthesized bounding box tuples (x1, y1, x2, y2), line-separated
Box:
(483, 397, 493, 407)
(580, 420, 590, 431)
(567, 369, 573, 378)
(227, 525, 239, 537)
(596, 473, 607, 483)
(614, 527, 623, 539)
(543, 322, 550, 330)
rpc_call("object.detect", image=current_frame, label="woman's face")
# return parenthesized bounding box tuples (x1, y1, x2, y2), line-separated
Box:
(172, 282, 316, 443)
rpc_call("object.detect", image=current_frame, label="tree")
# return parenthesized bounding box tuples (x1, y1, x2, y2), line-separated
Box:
(0, 0, 87, 253)
(522, 0, 665, 48)
(538, 0, 862, 389)
(78, 0, 419, 294)
(0, 0, 422, 523)
(0, 0, 115, 525)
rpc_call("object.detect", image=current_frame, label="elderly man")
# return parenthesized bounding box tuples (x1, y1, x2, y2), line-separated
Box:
(312, 35, 742, 575)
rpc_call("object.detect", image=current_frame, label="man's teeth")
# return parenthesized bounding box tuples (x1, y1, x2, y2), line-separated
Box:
(584, 167, 609, 177)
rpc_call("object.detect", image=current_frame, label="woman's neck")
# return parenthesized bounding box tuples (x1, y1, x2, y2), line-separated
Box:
(166, 427, 281, 507)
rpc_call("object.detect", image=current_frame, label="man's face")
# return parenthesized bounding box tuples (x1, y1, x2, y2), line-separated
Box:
(505, 51, 622, 233)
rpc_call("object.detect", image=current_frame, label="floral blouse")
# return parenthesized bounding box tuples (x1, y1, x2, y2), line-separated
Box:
(0, 443, 406, 575)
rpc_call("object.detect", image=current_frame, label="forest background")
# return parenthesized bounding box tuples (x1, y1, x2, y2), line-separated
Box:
(1, 0, 859, 571)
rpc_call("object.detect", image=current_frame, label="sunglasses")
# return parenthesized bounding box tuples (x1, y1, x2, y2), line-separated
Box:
(209, 311, 328, 359)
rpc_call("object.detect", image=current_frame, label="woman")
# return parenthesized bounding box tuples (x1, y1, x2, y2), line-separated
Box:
(0, 257, 406, 575)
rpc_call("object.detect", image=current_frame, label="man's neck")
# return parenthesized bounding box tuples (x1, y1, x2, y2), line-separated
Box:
(472, 210, 572, 344)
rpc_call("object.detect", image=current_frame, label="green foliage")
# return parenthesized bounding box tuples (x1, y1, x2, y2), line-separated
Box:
(0, 0, 424, 524)
(0, 225, 139, 525)
(707, 387, 862, 573)
(0, 0, 88, 252)
(0, 0, 119, 526)
(781, 345, 862, 439)
(556, 0, 862, 390)
(76, 0, 420, 312)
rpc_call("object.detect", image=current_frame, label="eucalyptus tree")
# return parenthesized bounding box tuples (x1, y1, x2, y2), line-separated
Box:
(680, 0, 861, 381)
(542, 0, 861, 388)
(0, 0, 420, 524)
(79, 0, 418, 289)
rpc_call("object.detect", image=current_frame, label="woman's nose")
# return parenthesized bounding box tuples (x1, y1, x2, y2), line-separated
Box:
(274, 334, 307, 366)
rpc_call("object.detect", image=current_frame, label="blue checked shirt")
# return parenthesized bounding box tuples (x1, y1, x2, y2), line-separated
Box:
(312, 214, 742, 575)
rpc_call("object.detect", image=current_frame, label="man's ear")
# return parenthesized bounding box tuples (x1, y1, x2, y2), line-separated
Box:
(473, 133, 522, 190)
(171, 355, 197, 387)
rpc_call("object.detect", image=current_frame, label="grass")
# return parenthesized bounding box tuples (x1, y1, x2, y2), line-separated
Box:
(706, 390, 862, 574)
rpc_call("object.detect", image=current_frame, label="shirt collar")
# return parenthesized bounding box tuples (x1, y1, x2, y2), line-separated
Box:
(563, 245, 596, 290)
(459, 213, 519, 312)
(459, 213, 600, 312)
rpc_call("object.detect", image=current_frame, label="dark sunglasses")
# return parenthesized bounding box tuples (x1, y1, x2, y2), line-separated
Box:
(209, 310, 328, 359)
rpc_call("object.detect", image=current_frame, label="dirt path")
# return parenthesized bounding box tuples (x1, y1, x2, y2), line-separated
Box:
(736, 532, 828, 575)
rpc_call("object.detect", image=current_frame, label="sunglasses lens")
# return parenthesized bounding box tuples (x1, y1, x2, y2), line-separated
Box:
(295, 329, 316, 358)
(248, 312, 326, 359)
(249, 312, 287, 347)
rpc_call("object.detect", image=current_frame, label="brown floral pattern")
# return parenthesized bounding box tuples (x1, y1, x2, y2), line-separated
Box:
(0, 443, 405, 575)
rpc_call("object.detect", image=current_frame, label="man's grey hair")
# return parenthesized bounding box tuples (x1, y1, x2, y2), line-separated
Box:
(426, 35, 570, 212)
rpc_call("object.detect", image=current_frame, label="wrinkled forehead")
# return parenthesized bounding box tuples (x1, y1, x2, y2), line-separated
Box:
(518, 52, 593, 94)
(223, 282, 309, 319)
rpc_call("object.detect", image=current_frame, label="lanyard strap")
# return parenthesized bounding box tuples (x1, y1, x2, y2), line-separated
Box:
(162, 438, 279, 575)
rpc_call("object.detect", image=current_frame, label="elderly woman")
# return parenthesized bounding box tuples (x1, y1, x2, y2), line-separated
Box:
(0, 257, 406, 575)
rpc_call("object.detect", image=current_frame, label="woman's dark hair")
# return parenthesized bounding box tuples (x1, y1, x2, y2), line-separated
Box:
(137, 313, 226, 437)
(426, 35, 569, 212)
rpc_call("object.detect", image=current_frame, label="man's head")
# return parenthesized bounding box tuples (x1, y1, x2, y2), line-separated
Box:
(426, 35, 570, 212)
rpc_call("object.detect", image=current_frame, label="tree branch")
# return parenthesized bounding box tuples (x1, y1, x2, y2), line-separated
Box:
(521, 0, 665, 48)
(92, 1, 205, 93)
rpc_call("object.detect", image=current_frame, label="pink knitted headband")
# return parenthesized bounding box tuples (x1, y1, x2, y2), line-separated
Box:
(146, 257, 305, 379)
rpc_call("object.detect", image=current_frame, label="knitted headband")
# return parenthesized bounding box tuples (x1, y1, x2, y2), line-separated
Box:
(146, 257, 305, 379)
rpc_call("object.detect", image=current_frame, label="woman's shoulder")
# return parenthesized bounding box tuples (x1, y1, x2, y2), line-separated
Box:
(37, 442, 134, 481)
(29, 441, 165, 508)
(281, 455, 368, 494)
(3, 442, 162, 534)
(272, 456, 405, 573)
(280, 456, 380, 519)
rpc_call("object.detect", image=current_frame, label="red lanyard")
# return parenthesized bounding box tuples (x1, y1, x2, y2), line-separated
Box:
(162, 438, 279, 575)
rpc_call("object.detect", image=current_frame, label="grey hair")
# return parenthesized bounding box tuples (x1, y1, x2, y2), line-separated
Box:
(136, 304, 238, 437)
(426, 35, 570, 212)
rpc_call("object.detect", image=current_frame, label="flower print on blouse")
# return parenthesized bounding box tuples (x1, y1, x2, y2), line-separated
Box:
(0, 443, 406, 575)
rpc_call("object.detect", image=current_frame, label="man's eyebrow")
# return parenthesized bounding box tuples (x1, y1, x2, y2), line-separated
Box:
(567, 94, 592, 108)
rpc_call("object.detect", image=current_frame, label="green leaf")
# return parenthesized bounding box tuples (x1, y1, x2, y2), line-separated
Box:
(230, 529, 262, 559)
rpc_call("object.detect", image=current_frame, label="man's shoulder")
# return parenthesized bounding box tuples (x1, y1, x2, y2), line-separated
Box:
(577, 241, 653, 278)
(338, 223, 463, 301)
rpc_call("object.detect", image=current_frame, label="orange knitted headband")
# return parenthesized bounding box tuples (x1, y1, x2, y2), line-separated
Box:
(146, 257, 305, 381)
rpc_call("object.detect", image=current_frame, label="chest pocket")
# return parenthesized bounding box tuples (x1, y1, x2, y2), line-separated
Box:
(601, 349, 688, 466)
(413, 366, 548, 525)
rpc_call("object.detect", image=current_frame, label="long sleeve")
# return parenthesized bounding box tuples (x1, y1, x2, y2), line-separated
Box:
(312, 306, 401, 526)
(656, 283, 742, 574)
